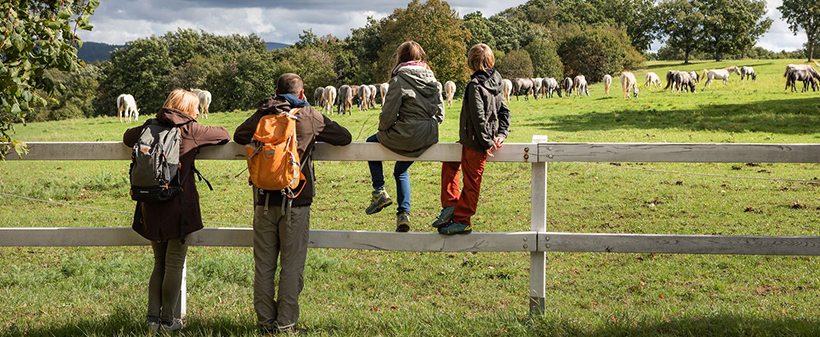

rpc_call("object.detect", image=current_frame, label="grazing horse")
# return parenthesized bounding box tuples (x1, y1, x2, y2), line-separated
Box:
(324, 86, 336, 115)
(117, 94, 139, 123)
(673, 72, 696, 93)
(532, 78, 543, 99)
(513, 78, 534, 101)
(379, 83, 389, 105)
(190, 89, 211, 119)
(573, 75, 589, 96)
(702, 66, 740, 88)
(664, 71, 681, 92)
(358, 85, 372, 111)
(369, 85, 378, 105)
(784, 64, 818, 91)
(621, 71, 639, 99)
(786, 67, 820, 92)
(502, 79, 513, 103)
(603, 75, 612, 95)
(543, 78, 561, 98)
(314, 87, 326, 111)
(689, 71, 700, 83)
(644, 72, 661, 89)
(444, 81, 456, 107)
(561, 77, 574, 96)
(740, 66, 756, 81)
(338, 85, 353, 115)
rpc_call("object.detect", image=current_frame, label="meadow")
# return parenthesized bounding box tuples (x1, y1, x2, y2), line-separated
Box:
(2, 59, 820, 336)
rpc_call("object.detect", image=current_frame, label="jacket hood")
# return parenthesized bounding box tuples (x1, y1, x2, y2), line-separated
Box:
(157, 108, 195, 126)
(472, 69, 502, 95)
(395, 66, 439, 98)
(256, 96, 293, 114)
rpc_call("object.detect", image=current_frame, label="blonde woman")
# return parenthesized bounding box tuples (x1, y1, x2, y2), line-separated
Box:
(123, 89, 229, 332)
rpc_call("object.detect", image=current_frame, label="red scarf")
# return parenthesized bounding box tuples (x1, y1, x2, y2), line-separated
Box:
(391, 61, 427, 77)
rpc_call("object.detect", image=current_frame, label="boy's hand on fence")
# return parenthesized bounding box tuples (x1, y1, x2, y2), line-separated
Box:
(486, 148, 495, 158)
(493, 137, 504, 149)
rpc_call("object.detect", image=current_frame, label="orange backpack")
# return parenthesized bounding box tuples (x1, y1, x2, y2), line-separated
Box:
(245, 108, 304, 197)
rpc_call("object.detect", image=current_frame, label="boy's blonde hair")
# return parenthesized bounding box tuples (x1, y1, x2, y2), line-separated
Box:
(163, 89, 200, 118)
(467, 44, 495, 72)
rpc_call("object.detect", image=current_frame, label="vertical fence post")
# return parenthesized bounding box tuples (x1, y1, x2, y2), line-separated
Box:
(530, 135, 547, 315)
(176, 258, 187, 319)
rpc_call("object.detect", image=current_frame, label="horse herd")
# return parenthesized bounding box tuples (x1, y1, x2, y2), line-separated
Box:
(116, 89, 211, 123)
(113, 63, 819, 122)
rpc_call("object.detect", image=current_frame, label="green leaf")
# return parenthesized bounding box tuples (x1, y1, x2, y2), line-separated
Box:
(47, 21, 61, 29)
(10, 103, 20, 114)
(57, 8, 72, 20)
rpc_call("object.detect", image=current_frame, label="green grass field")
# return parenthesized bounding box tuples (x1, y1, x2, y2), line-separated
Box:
(2, 59, 820, 336)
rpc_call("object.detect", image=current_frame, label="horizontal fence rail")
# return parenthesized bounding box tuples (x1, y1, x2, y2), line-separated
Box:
(4, 139, 820, 316)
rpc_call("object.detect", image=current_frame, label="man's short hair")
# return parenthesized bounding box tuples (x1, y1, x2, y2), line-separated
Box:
(276, 73, 303, 96)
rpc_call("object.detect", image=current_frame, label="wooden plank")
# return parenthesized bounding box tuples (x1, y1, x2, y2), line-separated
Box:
(0, 228, 537, 252)
(539, 232, 820, 255)
(3, 142, 539, 163)
(539, 143, 820, 163)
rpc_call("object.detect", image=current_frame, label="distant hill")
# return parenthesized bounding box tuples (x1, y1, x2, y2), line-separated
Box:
(266, 42, 289, 50)
(77, 41, 123, 63)
(77, 41, 290, 62)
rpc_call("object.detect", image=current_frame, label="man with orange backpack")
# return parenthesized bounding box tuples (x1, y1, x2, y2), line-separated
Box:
(234, 73, 351, 334)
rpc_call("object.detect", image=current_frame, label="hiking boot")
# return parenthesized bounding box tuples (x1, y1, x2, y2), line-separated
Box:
(161, 318, 183, 332)
(365, 190, 393, 215)
(277, 325, 307, 334)
(438, 222, 472, 235)
(396, 212, 410, 232)
(431, 206, 455, 228)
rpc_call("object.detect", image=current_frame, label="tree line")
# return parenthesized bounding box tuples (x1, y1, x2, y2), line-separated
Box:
(9, 0, 808, 127)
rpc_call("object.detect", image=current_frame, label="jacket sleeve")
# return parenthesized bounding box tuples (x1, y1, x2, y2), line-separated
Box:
(233, 112, 261, 145)
(378, 78, 402, 131)
(467, 83, 494, 151)
(317, 115, 352, 146)
(122, 120, 151, 147)
(191, 123, 230, 148)
(497, 100, 511, 141)
(434, 83, 445, 124)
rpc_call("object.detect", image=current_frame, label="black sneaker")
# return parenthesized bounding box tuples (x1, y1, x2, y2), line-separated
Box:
(438, 222, 472, 235)
(431, 206, 455, 228)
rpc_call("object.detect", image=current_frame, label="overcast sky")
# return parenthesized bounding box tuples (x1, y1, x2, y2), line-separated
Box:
(78, 0, 806, 52)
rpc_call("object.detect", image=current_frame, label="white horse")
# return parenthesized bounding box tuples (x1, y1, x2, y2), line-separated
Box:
(338, 85, 353, 115)
(368, 85, 378, 107)
(379, 83, 389, 105)
(314, 87, 326, 112)
(190, 89, 211, 119)
(603, 75, 612, 95)
(502, 79, 512, 103)
(357, 85, 371, 111)
(573, 75, 589, 96)
(532, 78, 543, 99)
(740, 66, 756, 81)
(702, 66, 740, 88)
(324, 86, 336, 115)
(621, 71, 639, 99)
(543, 78, 560, 98)
(561, 77, 573, 96)
(117, 94, 139, 123)
(444, 81, 456, 107)
(644, 72, 661, 89)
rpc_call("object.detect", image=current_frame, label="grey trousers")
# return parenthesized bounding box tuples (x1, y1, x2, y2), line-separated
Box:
(148, 238, 188, 322)
(253, 204, 310, 329)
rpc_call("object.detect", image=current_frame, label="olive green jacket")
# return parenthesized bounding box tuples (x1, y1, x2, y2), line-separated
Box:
(376, 66, 444, 157)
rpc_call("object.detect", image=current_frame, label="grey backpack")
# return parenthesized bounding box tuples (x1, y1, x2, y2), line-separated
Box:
(129, 119, 183, 203)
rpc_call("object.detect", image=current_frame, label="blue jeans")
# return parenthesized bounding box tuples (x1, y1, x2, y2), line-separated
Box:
(367, 134, 413, 214)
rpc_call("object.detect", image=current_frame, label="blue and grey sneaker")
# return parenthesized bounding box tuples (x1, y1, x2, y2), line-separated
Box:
(431, 206, 455, 228)
(147, 316, 160, 334)
(365, 189, 393, 215)
(438, 222, 472, 235)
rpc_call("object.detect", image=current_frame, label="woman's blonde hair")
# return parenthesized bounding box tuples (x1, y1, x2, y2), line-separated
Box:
(163, 89, 200, 118)
(395, 41, 426, 65)
(467, 43, 495, 72)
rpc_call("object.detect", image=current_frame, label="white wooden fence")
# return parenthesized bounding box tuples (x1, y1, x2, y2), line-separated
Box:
(3, 138, 820, 316)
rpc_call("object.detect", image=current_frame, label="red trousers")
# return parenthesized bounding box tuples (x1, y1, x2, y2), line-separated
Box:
(441, 146, 488, 226)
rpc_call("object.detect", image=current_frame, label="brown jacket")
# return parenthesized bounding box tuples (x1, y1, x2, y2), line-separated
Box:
(123, 108, 230, 241)
(233, 96, 352, 207)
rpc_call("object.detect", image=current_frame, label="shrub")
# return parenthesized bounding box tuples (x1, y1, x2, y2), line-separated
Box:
(525, 39, 563, 79)
(558, 26, 642, 82)
(495, 49, 534, 79)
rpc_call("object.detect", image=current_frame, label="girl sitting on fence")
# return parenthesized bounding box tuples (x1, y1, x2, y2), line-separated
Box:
(433, 44, 511, 235)
(364, 41, 445, 232)
(123, 89, 230, 332)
